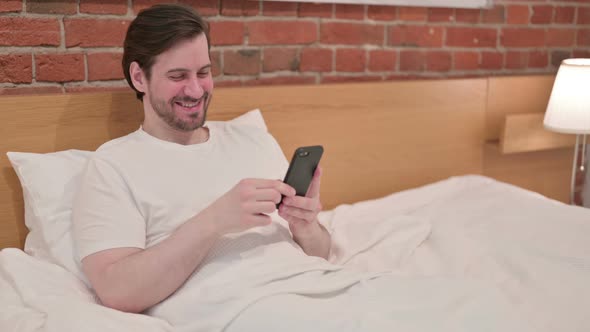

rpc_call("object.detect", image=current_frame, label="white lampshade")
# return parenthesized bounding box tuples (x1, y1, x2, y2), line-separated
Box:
(544, 58, 590, 134)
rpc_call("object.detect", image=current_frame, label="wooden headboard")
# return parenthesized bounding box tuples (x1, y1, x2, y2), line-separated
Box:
(0, 75, 571, 249)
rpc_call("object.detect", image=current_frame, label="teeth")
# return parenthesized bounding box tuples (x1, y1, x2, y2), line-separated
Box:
(179, 102, 197, 108)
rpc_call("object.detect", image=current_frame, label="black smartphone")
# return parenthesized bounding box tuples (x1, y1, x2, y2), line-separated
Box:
(278, 145, 324, 207)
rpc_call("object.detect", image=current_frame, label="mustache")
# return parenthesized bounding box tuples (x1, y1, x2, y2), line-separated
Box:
(171, 92, 210, 104)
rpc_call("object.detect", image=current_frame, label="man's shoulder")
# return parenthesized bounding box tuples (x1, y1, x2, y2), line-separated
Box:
(95, 130, 141, 153)
(90, 130, 142, 165)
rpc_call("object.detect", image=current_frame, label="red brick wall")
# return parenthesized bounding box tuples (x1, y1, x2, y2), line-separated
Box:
(0, 0, 589, 95)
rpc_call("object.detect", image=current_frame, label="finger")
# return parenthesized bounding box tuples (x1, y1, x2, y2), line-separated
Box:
(247, 201, 278, 215)
(253, 188, 282, 204)
(248, 178, 296, 197)
(279, 204, 316, 221)
(282, 195, 321, 212)
(248, 213, 272, 227)
(278, 210, 308, 225)
(306, 165, 322, 198)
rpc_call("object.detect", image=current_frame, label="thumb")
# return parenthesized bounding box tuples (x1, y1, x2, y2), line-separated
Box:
(306, 165, 322, 198)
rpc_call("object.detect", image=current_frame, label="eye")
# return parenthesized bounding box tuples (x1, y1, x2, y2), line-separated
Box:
(169, 74, 185, 81)
(197, 70, 210, 78)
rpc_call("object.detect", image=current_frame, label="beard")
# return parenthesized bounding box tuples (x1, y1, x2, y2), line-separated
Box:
(149, 91, 212, 132)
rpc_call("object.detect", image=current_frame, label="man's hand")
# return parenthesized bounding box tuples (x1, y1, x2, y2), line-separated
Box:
(204, 178, 296, 235)
(278, 166, 331, 259)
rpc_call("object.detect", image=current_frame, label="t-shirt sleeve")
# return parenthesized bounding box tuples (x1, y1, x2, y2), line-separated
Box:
(72, 156, 146, 261)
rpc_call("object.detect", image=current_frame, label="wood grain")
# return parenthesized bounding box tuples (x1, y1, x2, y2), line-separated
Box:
(499, 113, 576, 154)
(2, 76, 572, 250)
(486, 75, 555, 140)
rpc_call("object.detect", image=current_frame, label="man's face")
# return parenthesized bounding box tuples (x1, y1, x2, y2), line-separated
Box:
(143, 34, 213, 132)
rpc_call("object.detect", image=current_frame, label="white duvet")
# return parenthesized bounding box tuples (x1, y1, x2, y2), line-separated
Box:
(1, 175, 590, 332)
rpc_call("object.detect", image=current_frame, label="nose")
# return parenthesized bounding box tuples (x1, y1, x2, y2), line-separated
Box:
(183, 77, 205, 99)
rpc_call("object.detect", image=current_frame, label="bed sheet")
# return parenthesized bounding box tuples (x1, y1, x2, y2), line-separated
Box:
(1, 175, 589, 332)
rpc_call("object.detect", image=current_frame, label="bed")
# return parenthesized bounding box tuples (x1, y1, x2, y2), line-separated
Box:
(1, 75, 589, 331)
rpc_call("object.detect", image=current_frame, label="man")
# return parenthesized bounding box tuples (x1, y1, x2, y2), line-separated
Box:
(73, 4, 528, 332)
(73, 3, 331, 315)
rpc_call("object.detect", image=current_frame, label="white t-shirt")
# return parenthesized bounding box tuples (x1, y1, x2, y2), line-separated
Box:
(72, 117, 361, 330)
(74, 118, 291, 258)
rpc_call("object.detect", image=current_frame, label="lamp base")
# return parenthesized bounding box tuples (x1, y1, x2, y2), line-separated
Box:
(571, 134, 588, 205)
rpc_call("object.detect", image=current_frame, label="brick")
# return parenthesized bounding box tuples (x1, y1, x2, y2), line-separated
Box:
(446, 27, 497, 48)
(507, 5, 529, 24)
(399, 7, 427, 21)
(573, 49, 590, 58)
(298, 3, 332, 18)
(579, 8, 590, 24)
(263, 1, 298, 16)
(368, 50, 397, 72)
(454, 51, 479, 70)
(400, 50, 426, 71)
(0, 86, 62, 96)
(0, 18, 60, 46)
(210, 50, 221, 77)
(27, 0, 76, 14)
(335, 4, 365, 20)
(480, 52, 503, 70)
(551, 50, 571, 68)
(209, 21, 245, 46)
(428, 8, 454, 22)
(262, 48, 298, 72)
(300, 48, 332, 72)
(335, 49, 366, 72)
(482, 6, 505, 23)
(531, 5, 553, 24)
(247, 21, 317, 45)
(87, 53, 124, 81)
(133, 0, 175, 14)
(65, 85, 128, 93)
(0, 0, 21, 13)
(320, 75, 381, 84)
(368, 5, 396, 21)
(505, 51, 527, 69)
(455, 9, 480, 23)
(501, 28, 545, 47)
(321, 22, 384, 46)
(80, 0, 127, 15)
(579, 29, 590, 46)
(65, 19, 130, 47)
(546, 29, 576, 47)
(389, 26, 443, 47)
(0, 54, 32, 83)
(36, 53, 85, 83)
(223, 50, 260, 75)
(528, 51, 548, 68)
(554, 6, 575, 24)
(179, 0, 220, 16)
(427, 51, 451, 72)
(221, 0, 259, 16)
(244, 76, 315, 86)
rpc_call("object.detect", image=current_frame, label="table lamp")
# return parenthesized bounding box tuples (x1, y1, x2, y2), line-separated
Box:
(543, 58, 590, 205)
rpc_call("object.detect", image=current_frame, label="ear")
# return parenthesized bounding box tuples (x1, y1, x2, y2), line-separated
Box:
(129, 61, 147, 94)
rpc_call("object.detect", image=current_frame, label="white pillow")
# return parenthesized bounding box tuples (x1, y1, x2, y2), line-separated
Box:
(7, 109, 281, 284)
(7, 149, 91, 282)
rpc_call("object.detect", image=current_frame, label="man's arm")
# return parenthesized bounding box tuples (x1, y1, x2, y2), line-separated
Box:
(82, 212, 219, 313)
(81, 179, 296, 313)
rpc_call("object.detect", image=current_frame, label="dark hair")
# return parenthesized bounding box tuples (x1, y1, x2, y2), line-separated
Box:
(122, 4, 211, 100)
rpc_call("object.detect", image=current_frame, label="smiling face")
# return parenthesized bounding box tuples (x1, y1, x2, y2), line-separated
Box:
(129, 33, 213, 142)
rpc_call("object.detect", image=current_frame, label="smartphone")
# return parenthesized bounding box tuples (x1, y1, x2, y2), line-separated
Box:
(278, 145, 324, 207)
